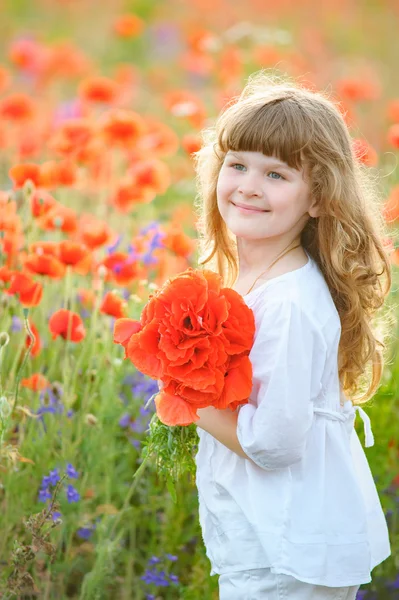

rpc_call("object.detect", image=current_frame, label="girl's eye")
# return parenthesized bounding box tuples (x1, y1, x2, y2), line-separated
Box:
(268, 171, 284, 180)
(231, 163, 246, 171)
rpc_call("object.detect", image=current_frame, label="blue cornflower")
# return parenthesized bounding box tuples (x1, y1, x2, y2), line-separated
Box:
(67, 409, 74, 418)
(38, 488, 52, 503)
(146, 595, 156, 600)
(130, 420, 146, 433)
(165, 553, 178, 561)
(11, 316, 22, 332)
(42, 468, 60, 488)
(66, 463, 79, 479)
(148, 556, 161, 565)
(106, 234, 123, 254)
(66, 484, 80, 503)
(52, 511, 62, 521)
(169, 574, 179, 584)
(130, 438, 141, 449)
(142, 251, 158, 266)
(119, 413, 131, 428)
(77, 525, 95, 540)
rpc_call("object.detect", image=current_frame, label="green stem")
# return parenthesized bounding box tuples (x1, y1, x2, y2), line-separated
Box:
(11, 310, 35, 417)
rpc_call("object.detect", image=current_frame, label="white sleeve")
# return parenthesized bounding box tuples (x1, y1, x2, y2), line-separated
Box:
(237, 296, 327, 470)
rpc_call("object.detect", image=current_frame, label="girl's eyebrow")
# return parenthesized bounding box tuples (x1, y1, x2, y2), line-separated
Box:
(227, 151, 295, 171)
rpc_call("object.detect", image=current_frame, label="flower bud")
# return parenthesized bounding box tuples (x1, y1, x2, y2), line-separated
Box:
(0, 332, 10, 347)
(85, 413, 98, 426)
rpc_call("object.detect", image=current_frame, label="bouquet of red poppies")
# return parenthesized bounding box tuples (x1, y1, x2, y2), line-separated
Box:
(113, 267, 255, 494)
(114, 267, 255, 426)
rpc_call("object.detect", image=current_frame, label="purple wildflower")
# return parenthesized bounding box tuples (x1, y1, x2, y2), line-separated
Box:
(38, 487, 52, 503)
(42, 468, 60, 488)
(66, 484, 80, 504)
(11, 316, 22, 332)
(165, 554, 178, 561)
(66, 463, 79, 479)
(119, 413, 131, 428)
(77, 525, 95, 540)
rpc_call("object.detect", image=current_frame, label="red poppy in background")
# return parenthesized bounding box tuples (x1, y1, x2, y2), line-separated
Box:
(37, 203, 78, 234)
(162, 226, 196, 258)
(78, 214, 114, 250)
(112, 176, 156, 212)
(30, 190, 57, 218)
(181, 133, 202, 156)
(100, 291, 127, 318)
(49, 309, 86, 342)
(6, 271, 43, 306)
(100, 252, 140, 286)
(25, 320, 41, 357)
(39, 159, 78, 188)
(0, 93, 36, 121)
(21, 373, 49, 391)
(128, 159, 171, 195)
(113, 14, 144, 38)
(78, 76, 119, 104)
(49, 118, 95, 158)
(57, 240, 92, 275)
(99, 109, 146, 148)
(136, 117, 179, 157)
(352, 138, 378, 166)
(24, 253, 66, 279)
(77, 288, 95, 308)
(29, 240, 59, 256)
(9, 163, 41, 188)
(387, 124, 399, 149)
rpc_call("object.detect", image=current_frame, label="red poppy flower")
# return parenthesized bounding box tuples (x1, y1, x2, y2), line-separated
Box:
(387, 124, 399, 149)
(21, 373, 49, 391)
(99, 109, 146, 148)
(49, 309, 86, 342)
(30, 190, 57, 218)
(100, 252, 140, 286)
(78, 214, 113, 250)
(128, 159, 171, 195)
(100, 291, 127, 318)
(24, 253, 66, 279)
(0, 93, 36, 121)
(114, 268, 255, 426)
(57, 240, 92, 275)
(37, 203, 78, 234)
(78, 76, 119, 104)
(25, 320, 41, 358)
(6, 271, 43, 306)
(9, 163, 41, 189)
(113, 14, 144, 38)
(352, 139, 378, 167)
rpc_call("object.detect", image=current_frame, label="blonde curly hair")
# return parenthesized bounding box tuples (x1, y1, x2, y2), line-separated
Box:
(193, 70, 396, 405)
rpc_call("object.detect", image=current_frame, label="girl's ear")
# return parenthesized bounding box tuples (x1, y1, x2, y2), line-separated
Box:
(308, 199, 321, 218)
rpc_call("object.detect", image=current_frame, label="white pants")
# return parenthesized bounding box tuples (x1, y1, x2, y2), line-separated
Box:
(219, 568, 361, 600)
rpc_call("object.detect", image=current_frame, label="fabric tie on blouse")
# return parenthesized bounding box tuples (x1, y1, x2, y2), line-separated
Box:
(313, 400, 375, 447)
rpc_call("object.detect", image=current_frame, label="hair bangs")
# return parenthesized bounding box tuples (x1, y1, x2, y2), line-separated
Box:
(217, 99, 313, 171)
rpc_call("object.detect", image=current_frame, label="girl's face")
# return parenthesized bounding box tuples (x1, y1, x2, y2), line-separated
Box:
(216, 150, 318, 242)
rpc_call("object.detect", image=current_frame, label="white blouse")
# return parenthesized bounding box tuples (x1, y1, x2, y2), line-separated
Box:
(195, 252, 391, 587)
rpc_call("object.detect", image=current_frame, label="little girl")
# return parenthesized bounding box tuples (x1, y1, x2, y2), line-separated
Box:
(191, 72, 393, 599)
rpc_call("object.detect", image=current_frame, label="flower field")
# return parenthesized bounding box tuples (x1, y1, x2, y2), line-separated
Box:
(0, 0, 399, 598)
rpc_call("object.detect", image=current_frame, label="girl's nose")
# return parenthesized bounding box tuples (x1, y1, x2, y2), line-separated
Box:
(237, 174, 263, 197)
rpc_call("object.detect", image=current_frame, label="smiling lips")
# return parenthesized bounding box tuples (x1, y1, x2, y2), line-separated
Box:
(232, 201, 268, 213)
